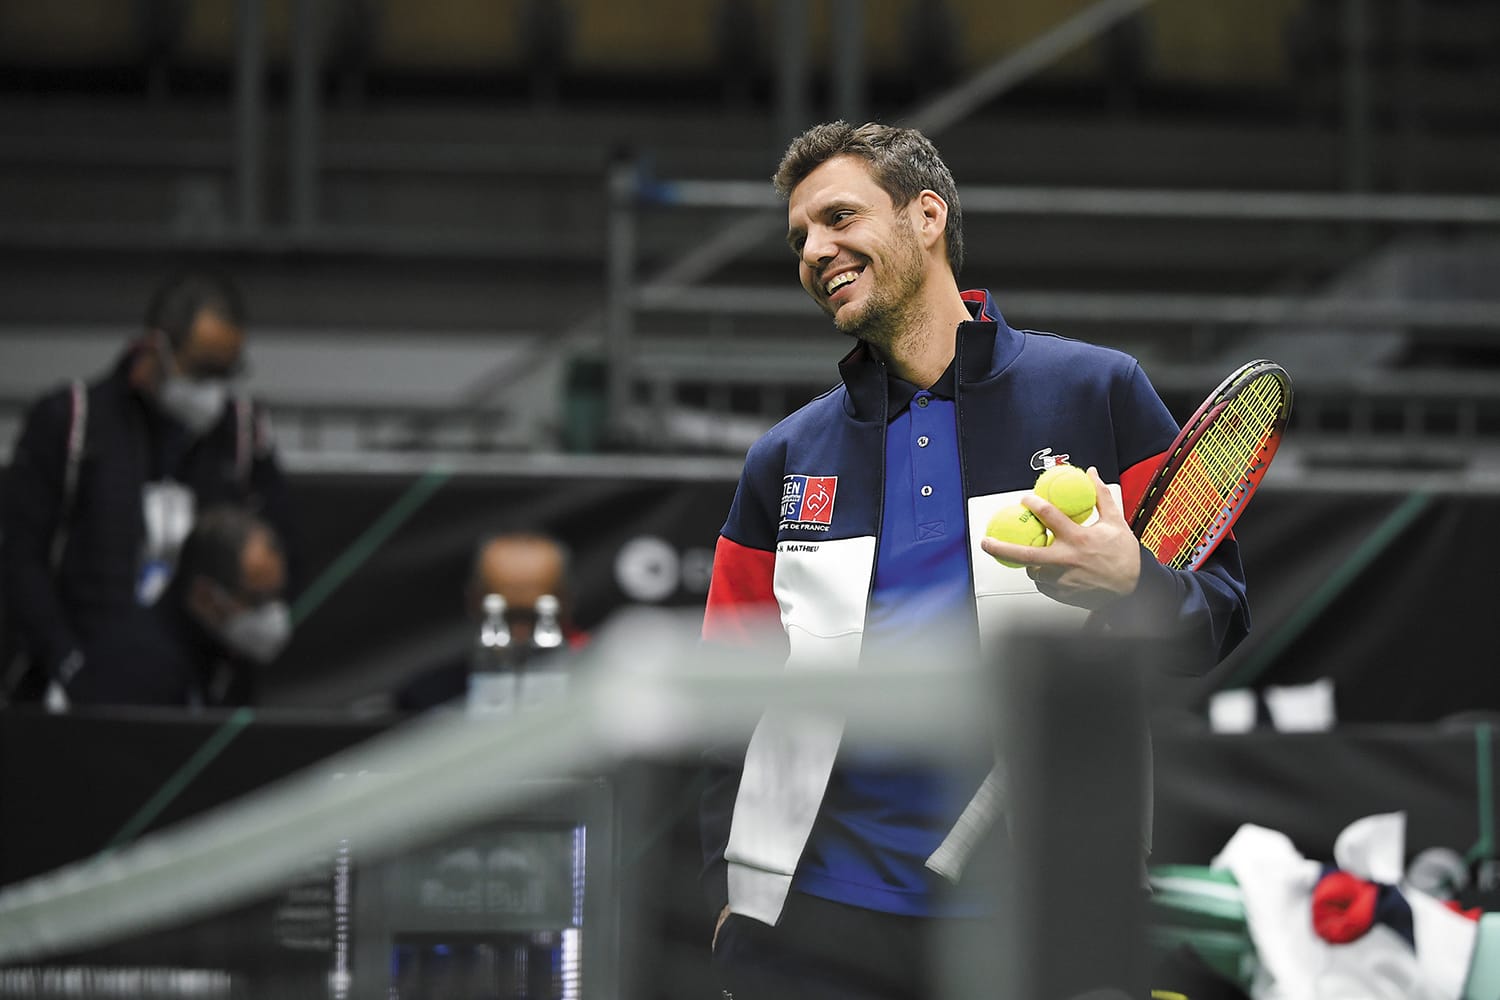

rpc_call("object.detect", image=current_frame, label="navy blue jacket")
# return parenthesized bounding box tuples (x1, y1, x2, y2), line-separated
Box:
(700, 289, 1250, 924)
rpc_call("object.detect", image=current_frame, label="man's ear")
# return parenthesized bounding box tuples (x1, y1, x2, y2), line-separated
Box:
(143, 328, 176, 364)
(914, 190, 949, 252)
(129, 329, 171, 392)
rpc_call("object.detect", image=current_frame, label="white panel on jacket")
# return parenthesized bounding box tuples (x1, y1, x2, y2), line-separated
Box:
(965, 484, 1122, 650)
(773, 535, 877, 672)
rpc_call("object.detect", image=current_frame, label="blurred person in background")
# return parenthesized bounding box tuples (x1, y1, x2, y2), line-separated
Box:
(395, 531, 584, 712)
(73, 504, 292, 708)
(0, 268, 296, 709)
(700, 121, 1251, 999)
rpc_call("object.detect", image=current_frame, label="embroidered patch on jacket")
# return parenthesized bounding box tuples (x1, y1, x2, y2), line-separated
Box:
(780, 475, 837, 531)
(1030, 447, 1071, 471)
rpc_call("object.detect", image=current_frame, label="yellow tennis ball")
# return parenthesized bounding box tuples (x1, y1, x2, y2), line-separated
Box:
(1034, 465, 1097, 524)
(985, 502, 1051, 568)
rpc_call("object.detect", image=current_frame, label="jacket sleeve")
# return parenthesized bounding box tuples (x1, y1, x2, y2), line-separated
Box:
(1098, 363, 1251, 671)
(244, 402, 301, 595)
(699, 451, 785, 917)
(1, 388, 81, 679)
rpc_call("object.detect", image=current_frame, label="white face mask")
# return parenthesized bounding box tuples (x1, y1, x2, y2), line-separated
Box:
(220, 600, 292, 664)
(158, 374, 229, 435)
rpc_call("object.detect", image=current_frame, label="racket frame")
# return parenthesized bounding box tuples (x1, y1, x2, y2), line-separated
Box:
(1129, 359, 1292, 571)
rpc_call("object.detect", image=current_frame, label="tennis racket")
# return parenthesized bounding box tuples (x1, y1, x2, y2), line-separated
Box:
(929, 361, 1292, 885)
(1130, 359, 1292, 570)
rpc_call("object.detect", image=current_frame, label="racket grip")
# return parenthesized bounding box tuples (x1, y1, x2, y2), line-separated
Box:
(925, 766, 1006, 882)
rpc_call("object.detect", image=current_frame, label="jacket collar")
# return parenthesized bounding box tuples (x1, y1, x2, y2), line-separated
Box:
(837, 288, 1021, 422)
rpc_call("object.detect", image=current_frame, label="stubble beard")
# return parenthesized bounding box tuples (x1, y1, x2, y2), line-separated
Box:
(830, 217, 927, 357)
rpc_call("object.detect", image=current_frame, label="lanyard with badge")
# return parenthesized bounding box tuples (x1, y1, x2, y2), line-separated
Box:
(137, 480, 196, 605)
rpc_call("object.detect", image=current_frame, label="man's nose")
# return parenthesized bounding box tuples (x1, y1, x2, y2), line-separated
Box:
(801, 227, 836, 270)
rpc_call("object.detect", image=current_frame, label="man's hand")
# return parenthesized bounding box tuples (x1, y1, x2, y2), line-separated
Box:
(713, 904, 731, 951)
(979, 467, 1142, 610)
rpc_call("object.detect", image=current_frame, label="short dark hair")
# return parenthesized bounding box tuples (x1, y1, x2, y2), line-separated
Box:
(773, 121, 965, 278)
(177, 504, 278, 593)
(144, 269, 246, 350)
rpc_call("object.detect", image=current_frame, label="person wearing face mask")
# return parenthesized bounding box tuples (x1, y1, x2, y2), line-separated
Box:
(0, 268, 296, 708)
(75, 504, 293, 708)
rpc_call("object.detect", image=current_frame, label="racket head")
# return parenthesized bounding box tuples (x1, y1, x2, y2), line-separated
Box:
(1130, 360, 1292, 570)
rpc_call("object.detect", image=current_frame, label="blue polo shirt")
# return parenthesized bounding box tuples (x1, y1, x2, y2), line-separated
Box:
(791, 360, 992, 917)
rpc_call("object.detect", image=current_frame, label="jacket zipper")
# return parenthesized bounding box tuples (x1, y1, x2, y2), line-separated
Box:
(861, 361, 890, 663)
(953, 327, 984, 645)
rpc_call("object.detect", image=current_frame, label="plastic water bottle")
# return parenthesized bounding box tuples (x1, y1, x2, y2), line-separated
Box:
(531, 594, 565, 655)
(467, 594, 518, 716)
(519, 594, 568, 710)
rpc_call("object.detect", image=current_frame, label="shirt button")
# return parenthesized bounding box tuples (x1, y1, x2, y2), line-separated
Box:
(917, 397, 929, 408)
(920, 485, 933, 497)
(917, 435, 930, 448)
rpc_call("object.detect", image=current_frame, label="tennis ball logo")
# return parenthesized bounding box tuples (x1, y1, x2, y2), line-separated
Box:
(985, 503, 1051, 568)
(1033, 464, 1097, 524)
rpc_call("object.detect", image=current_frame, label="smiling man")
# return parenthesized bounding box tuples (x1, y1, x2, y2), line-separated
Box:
(700, 122, 1252, 999)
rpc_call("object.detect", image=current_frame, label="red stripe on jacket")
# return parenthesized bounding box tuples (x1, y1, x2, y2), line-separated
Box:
(703, 536, 780, 645)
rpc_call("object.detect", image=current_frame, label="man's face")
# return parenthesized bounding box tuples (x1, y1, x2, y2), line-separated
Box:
(786, 155, 927, 348)
(169, 308, 246, 382)
(201, 527, 291, 665)
(472, 538, 567, 646)
(149, 308, 246, 434)
(237, 528, 287, 608)
(190, 527, 286, 630)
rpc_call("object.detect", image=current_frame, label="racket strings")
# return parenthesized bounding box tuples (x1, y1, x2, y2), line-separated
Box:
(1140, 374, 1286, 568)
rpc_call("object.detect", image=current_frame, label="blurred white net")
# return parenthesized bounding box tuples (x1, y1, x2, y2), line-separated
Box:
(0, 609, 1147, 999)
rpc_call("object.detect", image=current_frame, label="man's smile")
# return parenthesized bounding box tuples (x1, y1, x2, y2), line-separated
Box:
(821, 265, 866, 301)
